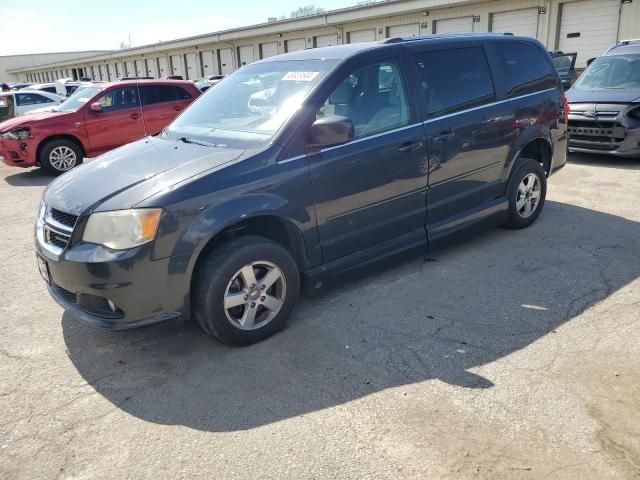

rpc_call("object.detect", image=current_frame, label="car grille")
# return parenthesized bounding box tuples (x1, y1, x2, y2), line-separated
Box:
(568, 103, 627, 149)
(49, 208, 78, 229)
(43, 207, 77, 250)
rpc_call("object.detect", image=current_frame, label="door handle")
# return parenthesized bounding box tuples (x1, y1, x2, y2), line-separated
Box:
(398, 140, 424, 153)
(130, 113, 141, 120)
(432, 130, 455, 142)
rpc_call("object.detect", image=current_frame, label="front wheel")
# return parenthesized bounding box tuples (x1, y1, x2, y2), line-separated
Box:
(40, 139, 83, 175)
(504, 157, 547, 229)
(193, 235, 300, 345)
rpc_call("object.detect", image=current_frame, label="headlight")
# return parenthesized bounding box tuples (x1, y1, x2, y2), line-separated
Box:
(82, 208, 162, 250)
(1, 128, 30, 140)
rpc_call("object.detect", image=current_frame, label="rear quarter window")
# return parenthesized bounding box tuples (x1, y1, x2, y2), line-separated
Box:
(494, 42, 557, 97)
(173, 86, 192, 99)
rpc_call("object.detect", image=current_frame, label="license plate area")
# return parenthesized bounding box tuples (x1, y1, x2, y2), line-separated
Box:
(36, 254, 50, 284)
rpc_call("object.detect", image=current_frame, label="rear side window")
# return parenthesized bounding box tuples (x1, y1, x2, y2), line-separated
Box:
(494, 42, 556, 97)
(141, 85, 176, 105)
(418, 47, 495, 118)
(173, 86, 192, 99)
(16, 93, 53, 106)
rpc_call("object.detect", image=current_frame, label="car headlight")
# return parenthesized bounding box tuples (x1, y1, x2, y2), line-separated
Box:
(82, 208, 162, 250)
(1, 128, 30, 140)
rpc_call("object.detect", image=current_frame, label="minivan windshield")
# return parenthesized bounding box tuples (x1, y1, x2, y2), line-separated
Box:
(573, 54, 640, 90)
(56, 86, 103, 112)
(165, 59, 338, 148)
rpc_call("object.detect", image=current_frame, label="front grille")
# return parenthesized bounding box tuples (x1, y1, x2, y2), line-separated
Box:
(43, 207, 75, 250)
(50, 208, 78, 229)
(568, 119, 626, 144)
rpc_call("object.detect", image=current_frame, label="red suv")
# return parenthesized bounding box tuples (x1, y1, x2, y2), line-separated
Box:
(0, 80, 200, 174)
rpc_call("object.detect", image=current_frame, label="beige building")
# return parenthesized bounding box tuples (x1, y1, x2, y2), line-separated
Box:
(8, 0, 640, 82)
(1, 51, 111, 83)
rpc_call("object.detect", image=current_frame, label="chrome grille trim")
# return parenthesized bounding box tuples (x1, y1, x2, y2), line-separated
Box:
(42, 207, 76, 251)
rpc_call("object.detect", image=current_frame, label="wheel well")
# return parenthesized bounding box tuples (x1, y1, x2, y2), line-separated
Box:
(191, 215, 306, 285)
(36, 135, 86, 165)
(519, 139, 552, 176)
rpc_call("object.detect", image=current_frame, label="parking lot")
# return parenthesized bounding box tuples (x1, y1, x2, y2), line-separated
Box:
(0, 153, 638, 479)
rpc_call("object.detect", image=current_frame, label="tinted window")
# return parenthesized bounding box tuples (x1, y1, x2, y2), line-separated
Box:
(39, 86, 57, 94)
(95, 87, 139, 111)
(318, 60, 410, 139)
(141, 85, 176, 105)
(173, 86, 192, 99)
(419, 47, 495, 118)
(16, 93, 53, 106)
(494, 42, 556, 97)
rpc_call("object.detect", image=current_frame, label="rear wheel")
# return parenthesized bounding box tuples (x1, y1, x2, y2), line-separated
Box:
(193, 235, 300, 345)
(40, 139, 83, 175)
(504, 157, 547, 229)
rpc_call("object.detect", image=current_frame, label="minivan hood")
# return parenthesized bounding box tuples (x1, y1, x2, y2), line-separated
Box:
(0, 110, 70, 132)
(44, 136, 245, 215)
(566, 88, 640, 104)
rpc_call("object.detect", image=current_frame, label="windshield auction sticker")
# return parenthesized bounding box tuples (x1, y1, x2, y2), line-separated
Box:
(282, 72, 320, 82)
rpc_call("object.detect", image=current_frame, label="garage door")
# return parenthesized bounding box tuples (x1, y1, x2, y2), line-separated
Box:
(170, 55, 185, 77)
(146, 58, 158, 78)
(348, 29, 376, 43)
(125, 61, 135, 77)
(387, 23, 420, 38)
(185, 52, 198, 80)
(220, 48, 234, 74)
(434, 17, 473, 34)
(491, 8, 539, 38)
(157, 57, 168, 77)
(239, 45, 255, 66)
(286, 38, 306, 52)
(559, 0, 620, 68)
(260, 42, 279, 59)
(315, 34, 338, 47)
(135, 60, 144, 77)
(200, 51, 216, 75)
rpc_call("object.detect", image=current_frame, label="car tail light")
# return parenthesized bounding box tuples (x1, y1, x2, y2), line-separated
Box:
(562, 94, 569, 123)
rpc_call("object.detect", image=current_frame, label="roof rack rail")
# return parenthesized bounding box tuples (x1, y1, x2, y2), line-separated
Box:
(382, 32, 513, 44)
(618, 38, 640, 46)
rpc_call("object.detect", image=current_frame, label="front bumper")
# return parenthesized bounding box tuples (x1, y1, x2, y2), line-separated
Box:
(0, 138, 37, 167)
(567, 103, 640, 158)
(36, 217, 187, 330)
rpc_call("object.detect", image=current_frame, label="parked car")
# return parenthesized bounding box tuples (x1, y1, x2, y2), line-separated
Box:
(0, 90, 64, 121)
(164, 75, 184, 80)
(21, 83, 58, 94)
(195, 75, 225, 92)
(54, 78, 95, 97)
(117, 76, 154, 81)
(549, 51, 577, 89)
(566, 39, 640, 157)
(35, 34, 567, 345)
(8, 82, 32, 90)
(0, 80, 200, 174)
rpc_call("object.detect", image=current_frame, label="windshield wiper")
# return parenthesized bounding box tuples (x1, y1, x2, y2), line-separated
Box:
(178, 137, 216, 147)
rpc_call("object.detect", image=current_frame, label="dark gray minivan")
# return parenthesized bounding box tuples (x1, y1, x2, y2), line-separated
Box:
(36, 34, 568, 345)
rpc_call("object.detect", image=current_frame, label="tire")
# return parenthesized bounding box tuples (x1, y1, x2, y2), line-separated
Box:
(192, 235, 300, 346)
(40, 139, 83, 175)
(504, 157, 547, 229)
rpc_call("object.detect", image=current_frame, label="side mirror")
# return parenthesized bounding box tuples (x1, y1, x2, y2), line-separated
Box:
(90, 102, 103, 113)
(308, 115, 354, 150)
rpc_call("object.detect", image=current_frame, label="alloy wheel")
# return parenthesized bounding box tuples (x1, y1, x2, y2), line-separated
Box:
(49, 146, 77, 171)
(516, 173, 542, 218)
(223, 261, 286, 330)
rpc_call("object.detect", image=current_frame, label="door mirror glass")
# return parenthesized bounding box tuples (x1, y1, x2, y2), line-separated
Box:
(90, 102, 103, 113)
(309, 115, 354, 149)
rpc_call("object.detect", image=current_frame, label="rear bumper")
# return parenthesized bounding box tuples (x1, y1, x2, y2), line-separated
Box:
(0, 138, 37, 167)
